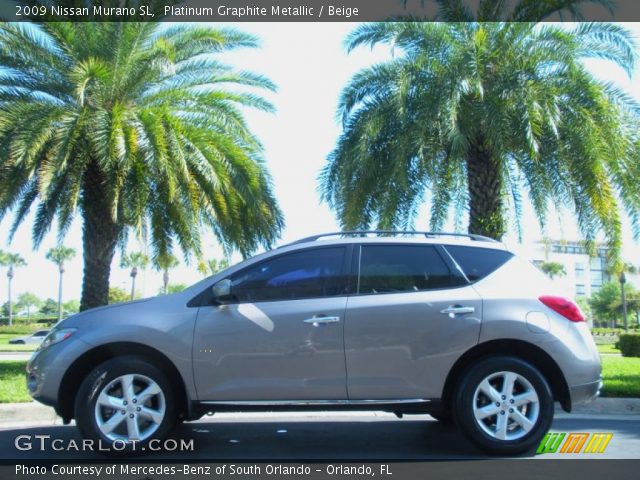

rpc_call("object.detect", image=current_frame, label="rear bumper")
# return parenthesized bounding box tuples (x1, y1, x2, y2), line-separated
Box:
(569, 377, 602, 407)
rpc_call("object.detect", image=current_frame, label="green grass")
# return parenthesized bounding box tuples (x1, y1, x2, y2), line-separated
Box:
(601, 356, 640, 398)
(0, 361, 31, 403)
(0, 334, 37, 352)
(0, 344, 35, 352)
(597, 344, 621, 354)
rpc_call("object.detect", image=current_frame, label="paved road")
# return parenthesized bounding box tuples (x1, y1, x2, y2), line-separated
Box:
(1, 412, 638, 460)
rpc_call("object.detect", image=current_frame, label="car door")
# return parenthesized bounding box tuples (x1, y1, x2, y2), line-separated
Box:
(193, 246, 350, 401)
(344, 243, 482, 400)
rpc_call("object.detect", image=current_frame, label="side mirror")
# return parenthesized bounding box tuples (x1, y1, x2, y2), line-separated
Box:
(212, 279, 233, 303)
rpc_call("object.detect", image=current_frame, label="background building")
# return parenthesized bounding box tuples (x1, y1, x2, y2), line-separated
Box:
(523, 240, 638, 299)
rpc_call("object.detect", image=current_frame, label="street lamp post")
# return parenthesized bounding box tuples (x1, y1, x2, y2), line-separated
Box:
(620, 271, 628, 332)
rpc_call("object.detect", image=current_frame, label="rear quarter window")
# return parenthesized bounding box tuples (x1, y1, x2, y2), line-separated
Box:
(443, 245, 513, 282)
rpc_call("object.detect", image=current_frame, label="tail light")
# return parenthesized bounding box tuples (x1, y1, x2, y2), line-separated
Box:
(539, 295, 585, 322)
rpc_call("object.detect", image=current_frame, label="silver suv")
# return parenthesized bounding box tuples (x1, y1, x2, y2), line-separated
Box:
(27, 231, 601, 455)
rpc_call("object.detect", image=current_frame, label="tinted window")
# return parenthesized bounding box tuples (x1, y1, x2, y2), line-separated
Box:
(358, 245, 458, 294)
(230, 247, 346, 302)
(444, 245, 513, 282)
(33, 330, 48, 337)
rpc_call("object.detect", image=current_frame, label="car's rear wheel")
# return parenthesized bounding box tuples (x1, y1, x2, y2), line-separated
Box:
(453, 356, 553, 455)
(74, 356, 176, 454)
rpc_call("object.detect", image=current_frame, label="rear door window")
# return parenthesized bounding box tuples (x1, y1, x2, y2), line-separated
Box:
(358, 245, 461, 294)
(443, 245, 513, 282)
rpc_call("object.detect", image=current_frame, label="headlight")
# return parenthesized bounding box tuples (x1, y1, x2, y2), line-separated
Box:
(38, 328, 77, 351)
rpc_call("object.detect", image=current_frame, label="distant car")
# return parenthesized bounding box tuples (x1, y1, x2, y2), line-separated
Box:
(9, 329, 50, 345)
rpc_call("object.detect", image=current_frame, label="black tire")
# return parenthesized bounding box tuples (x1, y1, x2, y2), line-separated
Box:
(453, 356, 553, 455)
(74, 356, 177, 455)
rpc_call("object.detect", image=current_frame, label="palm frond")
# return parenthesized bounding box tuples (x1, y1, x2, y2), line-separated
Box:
(322, 20, 640, 257)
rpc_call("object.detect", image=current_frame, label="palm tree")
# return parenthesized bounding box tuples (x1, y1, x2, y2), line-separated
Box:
(45, 245, 76, 321)
(0, 250, 5, 321)
(320, 22, 639, 266)
(0, 21, 284, 311)
(618, 262, 638, 331)
(154, 253, 179, 295)
(539, 262, 567, 280)
(16, 292, 41, 321)
(0, 252, 27, 325)
(120, 251, 149, 300)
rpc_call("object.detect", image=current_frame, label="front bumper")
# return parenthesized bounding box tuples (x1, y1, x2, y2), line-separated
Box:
(26, 337, 92, 408)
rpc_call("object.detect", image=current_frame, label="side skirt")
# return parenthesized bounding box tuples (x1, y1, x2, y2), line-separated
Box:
(189, 399, 440, 419)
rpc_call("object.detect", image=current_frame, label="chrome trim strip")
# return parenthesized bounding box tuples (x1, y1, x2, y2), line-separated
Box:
(199, 399, 430, 406)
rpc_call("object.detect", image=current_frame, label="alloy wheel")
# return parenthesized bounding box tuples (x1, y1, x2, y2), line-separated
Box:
(472, 370, 540, 441)
(94, 373, 166, 442)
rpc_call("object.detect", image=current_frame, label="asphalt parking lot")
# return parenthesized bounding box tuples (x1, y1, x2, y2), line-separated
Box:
(1, 411, 639, 460)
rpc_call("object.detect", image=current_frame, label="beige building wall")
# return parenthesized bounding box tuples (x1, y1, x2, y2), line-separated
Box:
(507, 240, 639, 300)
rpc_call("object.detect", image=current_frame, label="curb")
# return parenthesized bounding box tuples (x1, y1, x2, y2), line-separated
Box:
(0, 402, 59, 427)
(558, 397, 640, 416)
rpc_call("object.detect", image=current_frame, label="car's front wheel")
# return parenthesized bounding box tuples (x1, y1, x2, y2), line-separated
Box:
(74, 356, 176, 454)
(453, 356, 553, 455)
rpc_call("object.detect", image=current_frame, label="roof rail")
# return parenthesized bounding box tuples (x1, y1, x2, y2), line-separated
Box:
(283, 230, 498, 247)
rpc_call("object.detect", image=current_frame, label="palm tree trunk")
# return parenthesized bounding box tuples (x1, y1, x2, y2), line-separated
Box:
(57, 267, 63, 322)
(7, 269, 12, 326)
(130, 269, 137, 301)
(466, 140, 506, 240)
(163, 270, 169, 295)
(620, 278, 628, 332)
(80, 161, 121, 311)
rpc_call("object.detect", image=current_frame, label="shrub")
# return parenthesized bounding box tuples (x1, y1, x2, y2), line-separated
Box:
(618, 334, 640, 357)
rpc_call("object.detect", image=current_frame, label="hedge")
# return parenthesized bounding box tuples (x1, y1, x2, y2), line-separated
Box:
(592, 327, 640, 336)
(617, 334, 640, 357)
(0, 317, 58, 328)
(0, 323, 53, 334)
(592, 328, 624, 336)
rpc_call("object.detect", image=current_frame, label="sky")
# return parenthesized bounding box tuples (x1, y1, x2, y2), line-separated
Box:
(1, 22, 640, 303)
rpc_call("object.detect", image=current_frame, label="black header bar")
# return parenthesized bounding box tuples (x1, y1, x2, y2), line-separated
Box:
(2, 0, 640, 22)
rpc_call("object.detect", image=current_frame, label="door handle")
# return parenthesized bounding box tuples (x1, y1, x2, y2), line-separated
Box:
(304, 316, 340, 326)
(440, 305, 475, 316)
